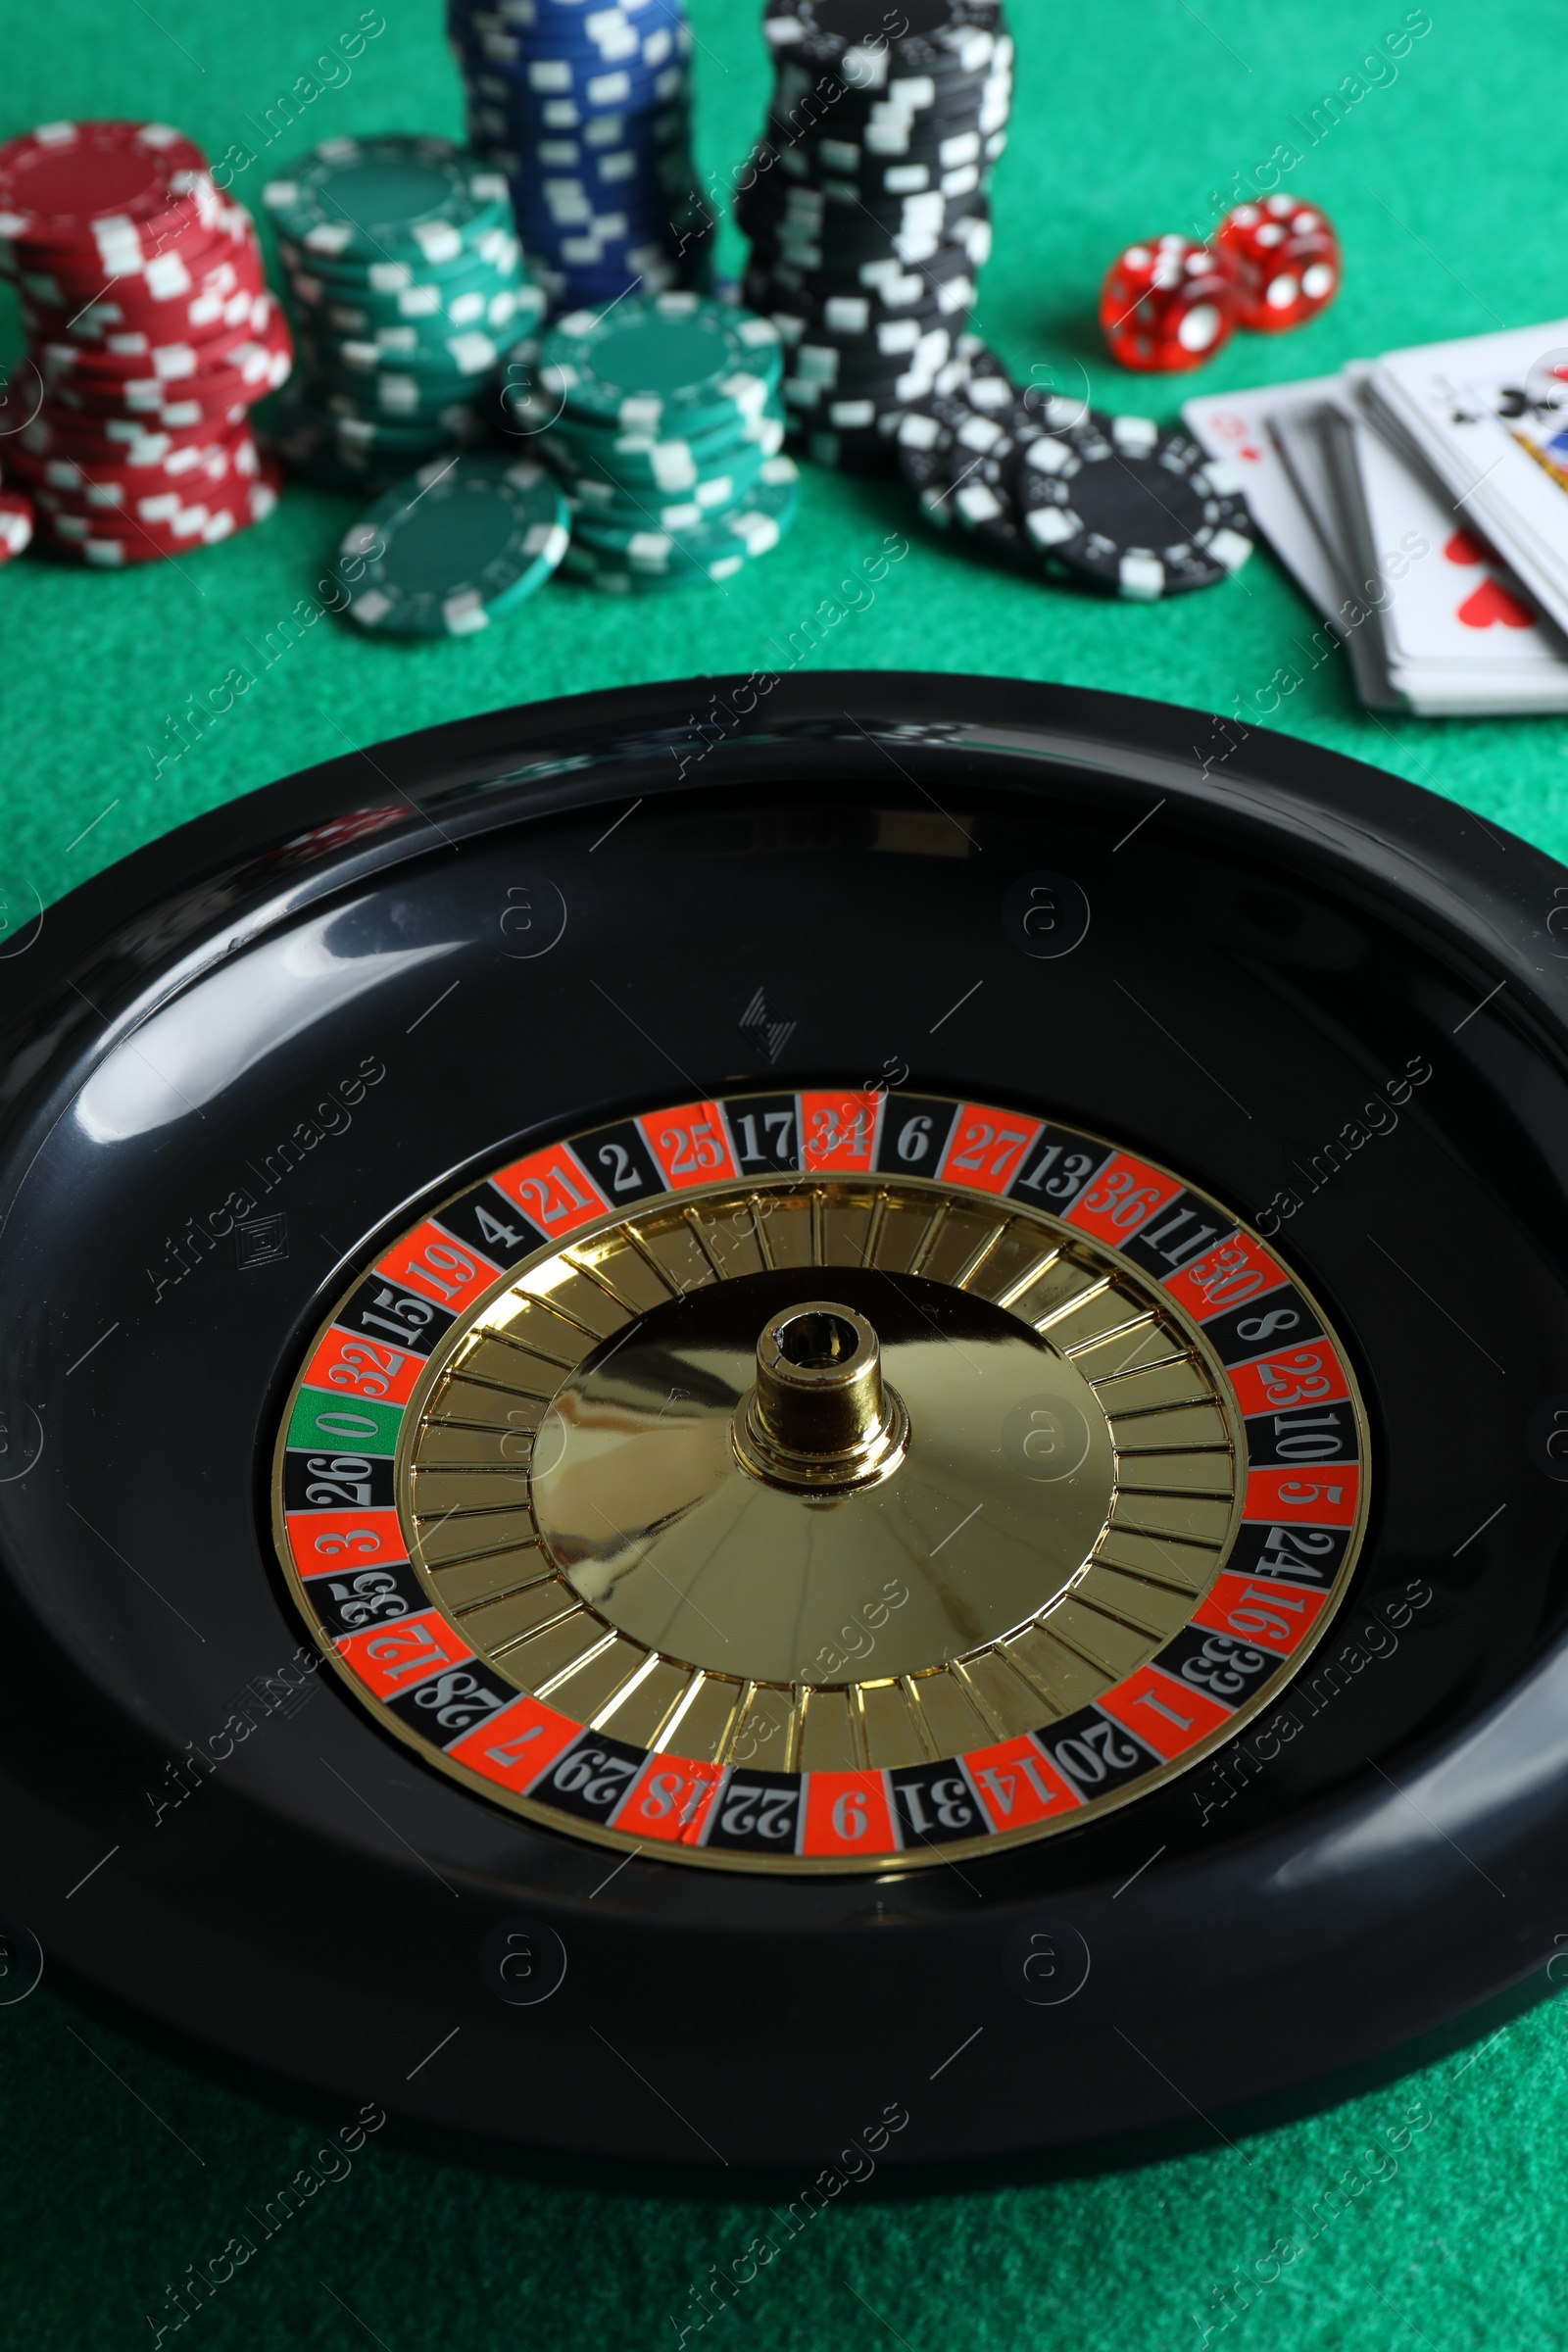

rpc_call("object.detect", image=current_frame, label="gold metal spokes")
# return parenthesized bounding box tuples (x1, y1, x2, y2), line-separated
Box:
(525, 1265, 1123, 1687)
(734, 1299, 910, 1494)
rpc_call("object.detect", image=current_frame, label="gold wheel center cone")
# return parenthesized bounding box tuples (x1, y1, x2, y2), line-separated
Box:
(733, 1299, 910, 1494)
(509, 1260, 1130, 1685)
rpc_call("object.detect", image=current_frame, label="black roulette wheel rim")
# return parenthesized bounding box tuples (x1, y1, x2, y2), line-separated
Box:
(2, 668, 1566, 2167)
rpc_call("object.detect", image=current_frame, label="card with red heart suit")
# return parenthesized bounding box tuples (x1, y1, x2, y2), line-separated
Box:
(1324, 381, 1568, 705)
(1368, 318, 1568, 644)
(1185, 366, 1568, 716)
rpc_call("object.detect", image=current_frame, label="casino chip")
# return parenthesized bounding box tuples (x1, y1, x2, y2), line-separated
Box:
(266, 139, 544, 492)
(763, 0, 1005, 80)
(447, 0, 708, 313)
(0, 117, 211, 262)
(561, 451, 801, 593)
(540, 291, 782, 431)
(495, 293, 797, 592)
(894, 337, 1017, 532)
(940, 383, 1060, 562)
(896, 355, 1252, 599)
(338, 453, 569, 635)
(267, 384, 496, 498)
(1014, 411, 1254, 598)
(740, 0, 1012, 469)
(264, 137, 513, 265)
(0, 120, 289, 565)
(29, 448, 281, 566)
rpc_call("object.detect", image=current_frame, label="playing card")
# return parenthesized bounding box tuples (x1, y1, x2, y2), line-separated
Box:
(1265, 398, 1400, 709)
(1321, 395, 1568, 712)
(1185, 379, 1406, 708)
(1371, 318, 1568, 637)
(1332, 375, 1568, 707)
(1182, 378, 1348, 626)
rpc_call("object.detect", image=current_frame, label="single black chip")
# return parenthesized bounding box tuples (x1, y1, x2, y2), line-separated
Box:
(1014, 409, 1255, 598)
(895, 385, 965, 522)
(896, 339, 1020, 539)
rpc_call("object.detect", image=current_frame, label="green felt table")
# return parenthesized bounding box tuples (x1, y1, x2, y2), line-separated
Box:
(5, 2, 1568, 2345)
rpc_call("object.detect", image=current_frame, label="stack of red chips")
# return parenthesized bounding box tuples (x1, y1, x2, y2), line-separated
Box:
(0, 121, 292, 565)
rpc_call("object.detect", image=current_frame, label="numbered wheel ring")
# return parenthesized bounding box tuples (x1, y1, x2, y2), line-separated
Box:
(1, 671, 1566, 2166)
(272, 1115, 1370, 1872)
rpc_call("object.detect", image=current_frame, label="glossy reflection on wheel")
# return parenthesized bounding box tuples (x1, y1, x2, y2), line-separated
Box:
(535, 1266, 1117, 1682)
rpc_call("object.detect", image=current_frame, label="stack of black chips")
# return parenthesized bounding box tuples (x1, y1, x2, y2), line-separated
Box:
(737, 0, 1011, 471)
(895, 339, 1258, 600)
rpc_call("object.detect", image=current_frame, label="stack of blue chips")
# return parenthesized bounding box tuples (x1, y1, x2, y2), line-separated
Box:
(447, 0, 710, 312)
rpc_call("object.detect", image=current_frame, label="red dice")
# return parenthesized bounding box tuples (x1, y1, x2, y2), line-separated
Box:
(1099, 235, 1237, 373)
(1214, 197, 1342, 332)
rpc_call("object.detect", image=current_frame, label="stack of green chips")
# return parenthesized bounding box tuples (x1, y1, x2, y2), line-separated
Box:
(264, 135, 545, 493)
(500, 290, 800, 594)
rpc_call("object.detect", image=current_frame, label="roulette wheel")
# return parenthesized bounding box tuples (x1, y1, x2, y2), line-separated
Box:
(3, 668, 1566, 2169)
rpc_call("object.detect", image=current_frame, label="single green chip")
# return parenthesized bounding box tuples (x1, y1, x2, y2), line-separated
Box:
(264, 137, 510, 270)
(284, 224, 531, 305)
(321, 379, 478, 431)
(548, 406, 786, 490)
(539, 292, 782, 434)
(312, 326, 504, 384)
(560, 550, 760, 598)
(562, 436, 773, 533)
(270, 385, 489, 493)
(496, 331, 780, 471)
(339, 456, 571, 638)
(305, 273, 542, 348)
(566, 455, 801, 587)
